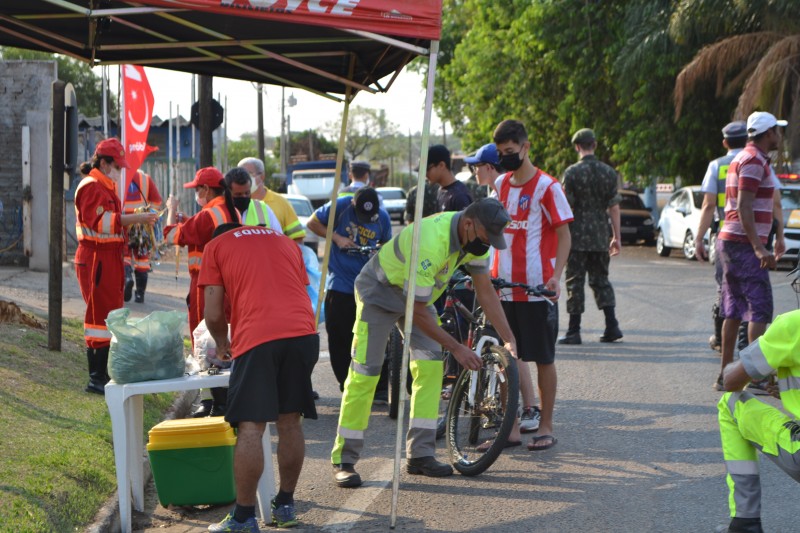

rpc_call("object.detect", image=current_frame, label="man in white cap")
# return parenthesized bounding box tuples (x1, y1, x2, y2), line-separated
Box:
(715, 111, 786, 392)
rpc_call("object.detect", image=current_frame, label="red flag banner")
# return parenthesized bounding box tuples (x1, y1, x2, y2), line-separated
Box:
(122, 65, 158, 174)
(136, 0, 442, 41)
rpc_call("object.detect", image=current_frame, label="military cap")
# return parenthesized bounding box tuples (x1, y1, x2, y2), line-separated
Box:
(571, 128, 596, 145)
(722, 121, 747, 139)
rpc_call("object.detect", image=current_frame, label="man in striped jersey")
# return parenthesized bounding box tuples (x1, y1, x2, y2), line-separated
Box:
(492, 119, 573, 451)
(716, 112, 787, 391)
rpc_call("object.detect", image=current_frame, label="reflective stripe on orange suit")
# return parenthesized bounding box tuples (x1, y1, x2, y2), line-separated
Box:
(74, 169, 125, 348)
(123, 171, 163, 272)
(162, 196, 240, 341)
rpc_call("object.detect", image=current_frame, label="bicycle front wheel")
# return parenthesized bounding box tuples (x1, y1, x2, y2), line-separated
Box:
(445, 345, 519, 476)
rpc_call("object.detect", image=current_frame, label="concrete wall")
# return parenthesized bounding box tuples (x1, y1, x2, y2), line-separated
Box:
(0, 61, 57, 268)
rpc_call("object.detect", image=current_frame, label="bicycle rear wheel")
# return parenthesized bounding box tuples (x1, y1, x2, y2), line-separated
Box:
(445, 344, 519, 476)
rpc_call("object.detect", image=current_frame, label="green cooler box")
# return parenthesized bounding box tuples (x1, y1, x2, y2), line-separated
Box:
(146, 416, 237, 506)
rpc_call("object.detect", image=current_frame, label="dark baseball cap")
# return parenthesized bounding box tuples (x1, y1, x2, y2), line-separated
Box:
(464, 198, 511, 250)
(464, 143, 500, 166)
(571, 128, 596, 145)
(354, 187, 380, 223)
(351, 160, 371, 172)
(722, 121, 747, 139)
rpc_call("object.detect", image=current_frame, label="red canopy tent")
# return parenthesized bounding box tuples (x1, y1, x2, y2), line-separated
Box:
(0, 2, 443, 530)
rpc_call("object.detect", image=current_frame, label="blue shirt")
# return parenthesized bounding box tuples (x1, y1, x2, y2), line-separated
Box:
(313, 196, 392, 293)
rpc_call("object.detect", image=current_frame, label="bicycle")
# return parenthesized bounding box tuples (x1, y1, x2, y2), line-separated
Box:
(445, 276, 555, 476)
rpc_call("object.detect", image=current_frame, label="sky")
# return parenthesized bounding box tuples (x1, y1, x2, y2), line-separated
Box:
(109, 65, 444, 141)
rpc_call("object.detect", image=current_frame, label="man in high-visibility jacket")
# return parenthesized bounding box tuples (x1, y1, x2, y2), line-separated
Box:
(717, 307, 800, 533)
(238, 157, 306, 243)
(224, 167, 282, 230)
(331, 198, 518, 487)
(122, 169, 163, 303)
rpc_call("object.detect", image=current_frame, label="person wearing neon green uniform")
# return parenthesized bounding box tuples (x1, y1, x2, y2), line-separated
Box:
(717, 308, 800, 533)
(331, 198, 518, 487)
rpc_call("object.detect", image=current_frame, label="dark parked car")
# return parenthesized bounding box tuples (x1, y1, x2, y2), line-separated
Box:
(618, 189, 655, 245)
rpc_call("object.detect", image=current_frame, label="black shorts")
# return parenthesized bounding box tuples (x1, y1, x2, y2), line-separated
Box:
(501, 300, 557, 364)
(226, 334, 319, 426)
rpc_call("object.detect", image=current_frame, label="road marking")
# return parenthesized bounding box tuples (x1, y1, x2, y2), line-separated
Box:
(321, 460, 394, 531)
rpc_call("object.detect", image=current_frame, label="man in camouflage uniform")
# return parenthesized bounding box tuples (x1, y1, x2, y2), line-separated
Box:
(404, 181, 440, 223)
(558, 128, 623, 345)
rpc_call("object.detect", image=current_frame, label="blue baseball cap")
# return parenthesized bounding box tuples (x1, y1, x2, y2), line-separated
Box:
(464, 143, 500, 166)
(722, 121, 747, 139)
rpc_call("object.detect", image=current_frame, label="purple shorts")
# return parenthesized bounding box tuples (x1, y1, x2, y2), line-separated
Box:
(718, 240, 773, 323)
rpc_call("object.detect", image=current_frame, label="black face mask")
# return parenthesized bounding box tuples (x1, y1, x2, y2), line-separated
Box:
(499, 151, 524, 171)
(233, 196, 250, 212)
(463, 224, 490, 256)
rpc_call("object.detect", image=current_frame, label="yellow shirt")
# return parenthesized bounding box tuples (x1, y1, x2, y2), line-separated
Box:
(263, 189, 306, 241)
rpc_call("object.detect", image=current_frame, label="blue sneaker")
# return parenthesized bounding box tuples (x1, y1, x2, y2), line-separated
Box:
(208, 512, 261, 533)
(271, 498, 298, 528)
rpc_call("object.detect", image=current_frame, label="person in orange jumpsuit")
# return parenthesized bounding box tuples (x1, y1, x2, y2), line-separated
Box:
(74, 138, 158, 394)
(164, 167, 241, 416)
(123, 169, 163, 303)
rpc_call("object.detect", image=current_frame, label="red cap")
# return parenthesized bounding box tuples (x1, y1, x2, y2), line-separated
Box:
(184, 167, 224, 189)
(94, 138, 129, 168)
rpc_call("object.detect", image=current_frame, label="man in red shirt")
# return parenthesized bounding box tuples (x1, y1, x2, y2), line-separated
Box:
(200, 223, 319, 531)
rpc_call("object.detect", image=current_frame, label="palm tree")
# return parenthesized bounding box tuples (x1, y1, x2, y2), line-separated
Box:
(672, 0, 800, 160)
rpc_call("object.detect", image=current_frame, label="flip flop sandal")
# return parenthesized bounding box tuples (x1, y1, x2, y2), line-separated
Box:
(527, 434, 557, 451)
(476, 439, 522, 453)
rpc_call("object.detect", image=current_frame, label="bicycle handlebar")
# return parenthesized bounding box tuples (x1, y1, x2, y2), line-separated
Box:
(342, 245, 379, 255)
(490, 277, 556, 298)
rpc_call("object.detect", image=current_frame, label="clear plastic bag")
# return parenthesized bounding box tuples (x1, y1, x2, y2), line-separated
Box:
(192, 319, 231, 370)
(301, 243, 325, 324)
(107, 308, 186, 384)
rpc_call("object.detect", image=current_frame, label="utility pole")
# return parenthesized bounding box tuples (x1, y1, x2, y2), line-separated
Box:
(257, 84, 265, 162)
(199, 75, 213, 167)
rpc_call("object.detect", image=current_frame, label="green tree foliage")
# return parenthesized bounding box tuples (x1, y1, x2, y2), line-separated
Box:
(1, 47, 116, 117)
(434, 0, 760, 186)
(323, 106, 398, 159)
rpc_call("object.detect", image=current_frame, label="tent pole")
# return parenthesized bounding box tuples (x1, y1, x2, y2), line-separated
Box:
(315, 56, 355, 326)
(391, 39, 439, 529)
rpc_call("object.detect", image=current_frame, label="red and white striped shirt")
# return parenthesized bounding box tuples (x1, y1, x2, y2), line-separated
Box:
(492, 170, 573, 302)
(719, 144, 774, 244)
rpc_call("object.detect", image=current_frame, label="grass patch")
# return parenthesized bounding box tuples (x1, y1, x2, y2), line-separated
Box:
(0, 319, 177, 532)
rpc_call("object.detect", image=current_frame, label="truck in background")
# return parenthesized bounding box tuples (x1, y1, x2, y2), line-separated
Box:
(287, 157, 349, 208)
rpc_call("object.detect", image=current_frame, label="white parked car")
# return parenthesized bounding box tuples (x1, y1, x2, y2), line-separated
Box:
(376, 186, 407, 223)
(779, 183, 800, 265)
(282, 193, 321, 253)
(656, 185, 705, 260)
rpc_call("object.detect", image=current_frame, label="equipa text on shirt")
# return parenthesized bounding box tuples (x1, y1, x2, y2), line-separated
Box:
(372, 211, 489, 304)
(198, 227, 316, 358)
(311, 196, 392, 294)
(561, 155, 621, 251)
(719, 144, 774, 244)
(492, 170, 573, 301)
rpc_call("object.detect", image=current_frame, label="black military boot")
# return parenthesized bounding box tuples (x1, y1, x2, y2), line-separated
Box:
(209, 387, 228, 417)
(191, 399, 213, 418)
(557, 313, 582, 345)
(600, 307, 623, 342)
(123, 265, 134, 303)
(85, 346, 110, 394)
(134, 271, 148, 303)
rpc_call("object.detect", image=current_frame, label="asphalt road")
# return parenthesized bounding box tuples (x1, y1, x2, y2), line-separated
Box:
(2, 239, 799, 533)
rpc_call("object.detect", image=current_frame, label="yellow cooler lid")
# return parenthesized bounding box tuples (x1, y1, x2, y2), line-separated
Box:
(147, 416, 236, 451)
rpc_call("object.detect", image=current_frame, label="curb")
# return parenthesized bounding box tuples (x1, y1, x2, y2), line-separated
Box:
(86, 389, 198, 533)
